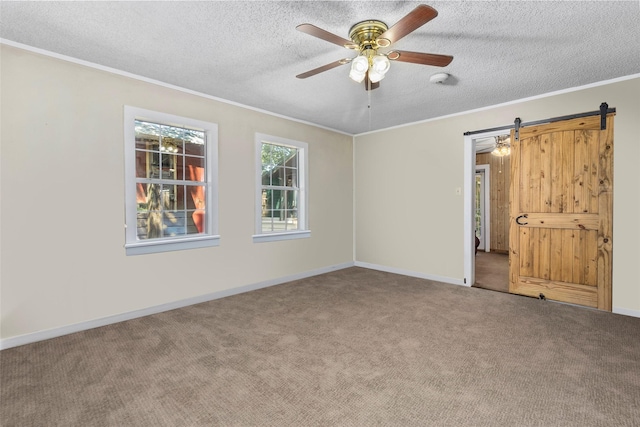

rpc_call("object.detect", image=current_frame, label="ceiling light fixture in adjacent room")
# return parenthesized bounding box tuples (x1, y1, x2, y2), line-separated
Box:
(491, 135, 511, 157)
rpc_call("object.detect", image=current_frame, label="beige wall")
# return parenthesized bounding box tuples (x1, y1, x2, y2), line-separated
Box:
(0, 46, 354, 342)
(2, 43, 639, 345)
(355, 76, 640, 314)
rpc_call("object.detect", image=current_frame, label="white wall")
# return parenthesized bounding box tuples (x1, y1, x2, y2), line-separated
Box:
(354, 76, 640, 315)
(0, 45, 354, 344)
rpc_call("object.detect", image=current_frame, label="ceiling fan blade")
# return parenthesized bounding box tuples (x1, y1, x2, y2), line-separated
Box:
(378, 4, 438, 45)
(390, 50, 453, 67)
(296, 59, 352, 79)
(296, 24, 358, 49)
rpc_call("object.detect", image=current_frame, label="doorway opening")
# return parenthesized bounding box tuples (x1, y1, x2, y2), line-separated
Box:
(463, 130, 510, 290)
(473, 160, 509, 292)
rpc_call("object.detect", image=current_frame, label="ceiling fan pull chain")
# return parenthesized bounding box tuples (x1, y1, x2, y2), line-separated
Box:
(368, 83, 372, 130)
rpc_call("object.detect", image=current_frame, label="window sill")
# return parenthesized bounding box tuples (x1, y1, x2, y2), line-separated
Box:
(252, 230, 311, 243)
(125, 235, 220, 256)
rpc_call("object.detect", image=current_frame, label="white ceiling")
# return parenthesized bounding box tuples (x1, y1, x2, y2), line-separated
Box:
(2, 1, 639, 135)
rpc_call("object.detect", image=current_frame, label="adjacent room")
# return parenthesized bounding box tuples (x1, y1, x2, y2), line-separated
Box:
(2, 2, 639, 426)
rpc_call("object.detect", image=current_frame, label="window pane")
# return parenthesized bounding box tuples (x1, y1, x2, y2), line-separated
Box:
(174, 186, 186, 210)
(285, 209, 298, 231)
(261, 144, 274, 174)
(135, 121, 161, 150)
(185, 139, 204, 157)
(273, 146, 285, 167)
(287, 151, 298, 169)
(136, 183, 149, 211)
(285, 190, 297, 210)
(274, 145, 294, 167)
(174, 155, 184, 180)
(272, 167, 285, 186)
(261, 189, 272, 212)
(187, 185, 206, 210)
(190, 209, 205, 234)
(261, 209, 274, 233)
(135, 150, 149, 179)
(286, 168, 297, 188)
(262, 172, 271, 186)
(261, 209, 286, 232)
(136, 212, 149, 240)
(143, 210, 164, 240)
(163, 210, 185, 237)
(185, 156, 205, 182)
(271, 210, 286, 231)
(262, 209, 275, 220)
(148, 154, 159, 179)
(161, 137, 181, 156)
(271, 189, 285, 210)
(160, 154, 175, 179)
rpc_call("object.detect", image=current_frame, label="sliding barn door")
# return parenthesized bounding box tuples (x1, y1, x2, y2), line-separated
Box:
(509, 114, 614, 310)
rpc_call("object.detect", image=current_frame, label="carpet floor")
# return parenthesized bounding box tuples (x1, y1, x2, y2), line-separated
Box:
(1, 267, 639, 426)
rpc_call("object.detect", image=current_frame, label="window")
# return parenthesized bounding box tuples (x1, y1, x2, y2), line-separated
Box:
(254, 133, 309, 243)
(124, 106, 219, 255)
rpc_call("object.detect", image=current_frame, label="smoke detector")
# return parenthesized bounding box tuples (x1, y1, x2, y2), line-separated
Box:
(430, 72, 449, 84)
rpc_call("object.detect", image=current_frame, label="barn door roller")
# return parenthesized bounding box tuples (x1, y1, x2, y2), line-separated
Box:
(599, 102, 609, 130)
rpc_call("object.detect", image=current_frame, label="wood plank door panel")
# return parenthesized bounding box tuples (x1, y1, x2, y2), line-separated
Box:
(509, 114, 613, 310)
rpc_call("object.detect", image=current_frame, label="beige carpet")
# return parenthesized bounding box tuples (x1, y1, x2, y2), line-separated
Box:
(474, 251, 509, 293)
(2, 267, 639, 426)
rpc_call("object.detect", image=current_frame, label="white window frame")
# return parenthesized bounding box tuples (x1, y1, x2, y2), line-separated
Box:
(253, 133, 310, 243)
(124, 106, 219, 255)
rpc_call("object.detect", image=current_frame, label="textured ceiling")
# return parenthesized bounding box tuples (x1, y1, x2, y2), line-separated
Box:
(2, 1, 639, 135)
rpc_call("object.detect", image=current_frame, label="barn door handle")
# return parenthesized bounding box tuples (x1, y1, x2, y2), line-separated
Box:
(515, 214, 528, 225)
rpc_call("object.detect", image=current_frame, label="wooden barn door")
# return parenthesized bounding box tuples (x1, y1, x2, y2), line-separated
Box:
(509, 113, 614, 310)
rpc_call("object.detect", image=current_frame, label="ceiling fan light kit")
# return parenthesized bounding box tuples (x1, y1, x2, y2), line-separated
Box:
(296, 4, 454, 90)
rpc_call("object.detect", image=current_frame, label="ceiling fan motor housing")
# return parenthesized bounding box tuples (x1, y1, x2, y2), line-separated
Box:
(348, 20, 389, 52)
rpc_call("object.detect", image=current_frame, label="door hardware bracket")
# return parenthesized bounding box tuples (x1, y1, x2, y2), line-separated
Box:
(600, 102, 608, 130)
(514, 117, 521, 140)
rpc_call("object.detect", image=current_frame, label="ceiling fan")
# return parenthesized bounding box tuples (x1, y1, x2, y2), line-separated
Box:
(295, 4, 453, 91)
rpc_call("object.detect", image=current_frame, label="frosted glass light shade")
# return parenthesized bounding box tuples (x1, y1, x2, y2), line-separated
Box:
(349, 56, 369, 83)
(369, 55, 390, 83)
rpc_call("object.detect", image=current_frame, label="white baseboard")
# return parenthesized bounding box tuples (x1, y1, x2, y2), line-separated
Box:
(354, 261, 466, 286)
(0, 262, 354, 350)
(613, 306, 640, 318)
